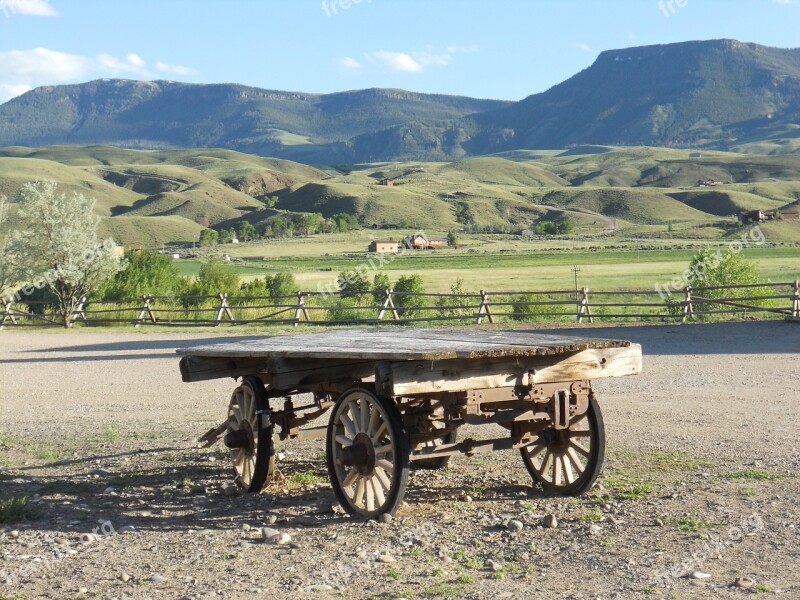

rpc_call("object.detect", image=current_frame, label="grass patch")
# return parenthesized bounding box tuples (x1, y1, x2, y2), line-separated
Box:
(387, 567, 401, 579)
(602, 475, 654, 501)
(670, 516, 712, 532)
(285, 470, 325, 487)
(455, 575, 474, 584)
(724, 469, 785, 481)
(574, 507, 602, 522)
(0, 496, 42, 523)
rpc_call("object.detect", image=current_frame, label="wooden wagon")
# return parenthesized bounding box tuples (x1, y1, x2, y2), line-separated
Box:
(178, 329, 642, 518)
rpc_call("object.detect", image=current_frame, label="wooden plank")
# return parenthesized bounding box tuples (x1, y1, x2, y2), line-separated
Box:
(179, 355, 268, 383)
(177, 328, 631, 361)
(383, 344, 642, 396)
(264, 357, 377, 389)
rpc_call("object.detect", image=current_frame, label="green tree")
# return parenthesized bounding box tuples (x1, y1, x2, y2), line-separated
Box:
(219, 228, 235, 244)
(338, 270, 370, 299)
(686, 248, 770, 313)
(447, 231, 459, 248)
(193, 259, 240, 296)
(436, 278, 473, 319)
(198, 228, 219, 247)
(237, 221, 256, 242)
(372, 272, 391, 304)
(265, 273, 298, 302)
(99, 249, 185, 301)
(0, 194, 19, 302)
(394, 274, 426, 318)
(11, 180, 125, 327)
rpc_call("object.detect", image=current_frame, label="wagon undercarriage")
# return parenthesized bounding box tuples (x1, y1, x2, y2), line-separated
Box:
(180, 329, 641, 518)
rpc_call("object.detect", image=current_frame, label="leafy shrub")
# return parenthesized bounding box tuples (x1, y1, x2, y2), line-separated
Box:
(394, 274, 426, 318)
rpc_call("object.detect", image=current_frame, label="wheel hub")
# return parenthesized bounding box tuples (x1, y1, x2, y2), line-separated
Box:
(339, 432, 376, 475)
(224, 419, 255, 455)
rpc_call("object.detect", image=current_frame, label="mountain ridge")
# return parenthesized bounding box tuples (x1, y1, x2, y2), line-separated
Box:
(1, 39, 799, 162)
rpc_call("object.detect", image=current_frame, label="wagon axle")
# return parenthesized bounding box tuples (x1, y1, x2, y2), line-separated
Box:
(338, 432, 376, 475)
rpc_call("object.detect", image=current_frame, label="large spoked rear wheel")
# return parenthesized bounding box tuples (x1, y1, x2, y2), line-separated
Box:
(225, 376, 275, 493)
(327, 387, 410, 518)
(520, 395, 605, 495)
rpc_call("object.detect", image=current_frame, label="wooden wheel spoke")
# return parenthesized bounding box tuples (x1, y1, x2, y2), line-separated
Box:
(335, 434, 353, 447)
(374, 466, 391, 492)
(371, 422, 388, 444)
(340, 411, 358, 439)
(353, 476, 367, 508)
(371, 476, 386, 506)
(526, 444, 546, 461)
(560, 454, 575, 484)
(536, 450, 552, 478)
(342, 467, 359, 488)
(569, 429, 591, 438)
(570, 439, 590, 457)
(367, 403, 379, 436)
(365, 478, 376, 512)
(374, 443, 393, 456)
(566, 446, 586, 473)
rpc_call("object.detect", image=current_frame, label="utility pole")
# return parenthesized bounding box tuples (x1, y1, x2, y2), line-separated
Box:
(571, 266, 581, 302)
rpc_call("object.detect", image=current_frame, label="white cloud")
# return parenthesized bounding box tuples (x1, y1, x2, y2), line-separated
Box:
(338, 57, 364, 72)
(371, 51, 423, 73)
(155, 60, 196, 76)
(0, 0, 57, 17)
(0, 83, 32, 99)
(96, 53, 148, 75)
(0, 47, 196, 102)
(578, 42, 592, 52)
(345, 44, 478, 75)
(774, 0, 799, 5)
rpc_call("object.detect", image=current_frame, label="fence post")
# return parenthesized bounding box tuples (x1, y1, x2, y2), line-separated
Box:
(377, 289, 400, 321)
(792, 281, 800, 319)
(476, 290, 494, 324)
(215, 293, 235, 325)
(681, 286, 694, 322)
(0, 299, 17, 329)
(577, 287, 593, 324)
(135, 295, 158, 327)
(68, 297, 88, 328)
(293, 292, 311, 326)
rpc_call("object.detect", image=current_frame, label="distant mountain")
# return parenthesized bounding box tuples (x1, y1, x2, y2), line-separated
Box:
(1, 40, 799, 162)
(0, 80, 508, 161)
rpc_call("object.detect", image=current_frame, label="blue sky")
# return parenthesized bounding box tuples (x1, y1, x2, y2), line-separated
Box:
(0, 0, 797, 102)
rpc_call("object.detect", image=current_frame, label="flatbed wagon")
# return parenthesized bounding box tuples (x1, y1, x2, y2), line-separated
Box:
(178, 329, 642, 518)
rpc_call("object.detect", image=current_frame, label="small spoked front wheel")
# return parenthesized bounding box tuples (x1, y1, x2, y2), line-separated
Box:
(326, 387, 410, 518)
(520, 395, 605, 495)
(225, 376, 275, 493)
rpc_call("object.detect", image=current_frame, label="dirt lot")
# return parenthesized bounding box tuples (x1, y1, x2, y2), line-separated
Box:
(0, 321, 798, 600)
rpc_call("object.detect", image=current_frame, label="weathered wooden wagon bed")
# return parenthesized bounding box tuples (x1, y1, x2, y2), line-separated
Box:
(178, 329, 642, 518)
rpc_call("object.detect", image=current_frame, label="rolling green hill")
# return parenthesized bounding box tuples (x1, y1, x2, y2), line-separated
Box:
(2, 144, 800, 246)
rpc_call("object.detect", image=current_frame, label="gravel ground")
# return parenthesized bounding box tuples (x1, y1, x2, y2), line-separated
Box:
(0, 321, 798, 600)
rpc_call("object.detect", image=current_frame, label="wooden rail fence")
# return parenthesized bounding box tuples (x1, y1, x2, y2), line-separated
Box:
(2, 281, 799, 329)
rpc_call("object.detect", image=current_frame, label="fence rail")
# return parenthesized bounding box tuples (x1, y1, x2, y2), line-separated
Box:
(1, 281, 799, 330)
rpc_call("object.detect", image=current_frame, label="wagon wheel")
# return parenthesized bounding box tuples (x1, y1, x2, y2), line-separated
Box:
(327, 387, 410, 518)
(412, 421, 457, 470)
(225, 376, 275, 493)
(520, 394, 605, 495)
